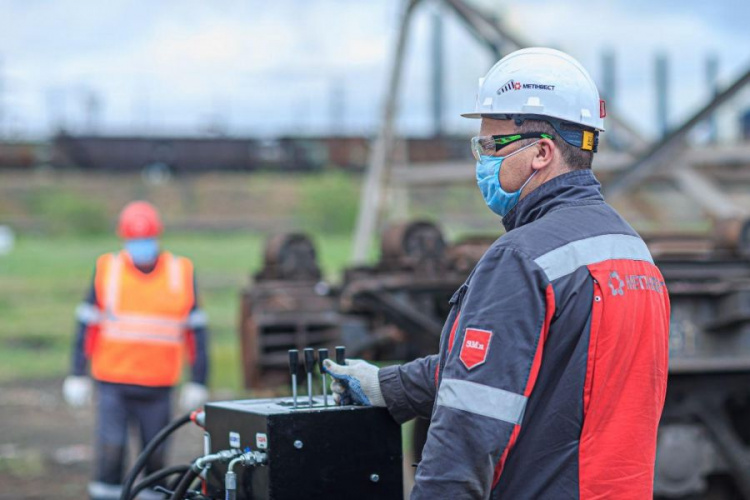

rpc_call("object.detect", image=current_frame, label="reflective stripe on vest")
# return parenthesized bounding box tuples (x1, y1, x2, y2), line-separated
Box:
(101, 253, 185, 345)
(99, 317, 183, 344)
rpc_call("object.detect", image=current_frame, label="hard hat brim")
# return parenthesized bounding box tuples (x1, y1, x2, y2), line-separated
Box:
(460, 112, 605, 132)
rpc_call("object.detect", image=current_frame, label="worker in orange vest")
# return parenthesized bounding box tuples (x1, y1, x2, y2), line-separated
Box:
(62, 201, 210, 500)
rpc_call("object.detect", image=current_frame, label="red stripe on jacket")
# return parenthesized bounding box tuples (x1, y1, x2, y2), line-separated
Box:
(435, 313, 462, 388)
(579, 260, 670, 499)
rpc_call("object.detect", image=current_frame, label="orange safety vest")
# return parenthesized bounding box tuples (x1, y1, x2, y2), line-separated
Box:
(90, 250, 195, 387)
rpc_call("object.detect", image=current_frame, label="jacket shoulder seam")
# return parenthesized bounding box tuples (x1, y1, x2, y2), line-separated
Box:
(485, 243, 550, 285)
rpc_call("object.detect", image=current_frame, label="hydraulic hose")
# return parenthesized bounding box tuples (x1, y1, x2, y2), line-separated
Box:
(128, 464, 190, 500)
(120, 412, 193, 500)
(225, 451, 268, 500)
(225, 485, 237, 500)
(169, 450, 242, 500)
(225, 457, 241, 500)
(170, 465, 201, 500)
(168, 469, 187, 491)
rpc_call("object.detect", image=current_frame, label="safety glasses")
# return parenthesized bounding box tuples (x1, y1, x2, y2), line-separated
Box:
(470, 132, 554, 161)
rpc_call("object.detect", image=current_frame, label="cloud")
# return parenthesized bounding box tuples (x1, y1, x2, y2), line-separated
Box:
(0, 0, 748, 138)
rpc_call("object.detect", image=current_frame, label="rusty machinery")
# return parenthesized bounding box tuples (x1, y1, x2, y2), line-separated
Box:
(240, 220, 750, 498)
(649, 219, 750, 499)
(240, 223, 495, 383)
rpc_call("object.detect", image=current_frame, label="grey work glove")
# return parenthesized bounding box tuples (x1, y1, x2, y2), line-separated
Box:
(322, 359, 385, 407)
(63, 375, 92, 408)
(179, 382, 209, 412)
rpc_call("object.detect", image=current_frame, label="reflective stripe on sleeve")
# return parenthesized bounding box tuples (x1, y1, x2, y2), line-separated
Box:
(75, 303, 102, 325)
(437, 378, 527, 425)
(533, 234, 653, 282)
(187, 310, 208, 329)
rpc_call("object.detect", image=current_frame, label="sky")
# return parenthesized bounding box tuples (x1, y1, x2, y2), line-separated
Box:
(0, 0, 748, 140)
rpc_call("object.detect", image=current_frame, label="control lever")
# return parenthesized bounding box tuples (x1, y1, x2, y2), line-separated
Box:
(318, 348, 329, 407)
(335, 346, 352, 406)
(304, 348, 316, 407)
(335, 345, 345, 365)
(288, 349, 298, 409)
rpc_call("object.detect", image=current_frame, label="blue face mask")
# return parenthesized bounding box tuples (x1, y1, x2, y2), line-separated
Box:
(475, 141, 540, 217)
(124, 238, 160, 266)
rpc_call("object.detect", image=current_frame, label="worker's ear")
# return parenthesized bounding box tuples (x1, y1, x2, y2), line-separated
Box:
(530, 138, 555, 171)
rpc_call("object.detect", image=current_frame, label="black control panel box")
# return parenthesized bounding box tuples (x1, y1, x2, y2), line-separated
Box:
(204, 397, 403, 500)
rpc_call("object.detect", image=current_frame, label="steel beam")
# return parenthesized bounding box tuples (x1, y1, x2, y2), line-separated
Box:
(389, 151, 635, 186)
(442, 0, 647, 149)
(442, 0, 519, 58)
(605, 64, 750, 198)
(671, 167, 746, 219)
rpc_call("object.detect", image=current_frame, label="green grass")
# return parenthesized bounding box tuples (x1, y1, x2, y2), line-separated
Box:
(0, 232, 355, 389)
(0, 169, 693, 391)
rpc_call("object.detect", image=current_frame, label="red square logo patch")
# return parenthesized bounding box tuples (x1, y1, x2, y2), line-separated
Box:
(460, 328, 492, 370)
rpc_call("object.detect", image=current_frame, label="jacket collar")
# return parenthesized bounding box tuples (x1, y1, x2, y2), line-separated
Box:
(502, 169, 604, 232)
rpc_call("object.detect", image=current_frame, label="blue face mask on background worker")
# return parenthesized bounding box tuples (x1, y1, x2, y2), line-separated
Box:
(124, 238, 160, 266)
(475, 140, 540, 217)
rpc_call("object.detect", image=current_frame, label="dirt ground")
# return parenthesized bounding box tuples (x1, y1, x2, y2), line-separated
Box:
(0, 377, 206, 499)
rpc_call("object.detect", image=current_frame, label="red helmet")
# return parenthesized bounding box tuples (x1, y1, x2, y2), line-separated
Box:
(117, 201, 163, 239)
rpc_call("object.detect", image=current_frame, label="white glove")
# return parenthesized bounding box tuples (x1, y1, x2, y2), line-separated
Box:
(63, 376, 92, 408)
(179, 382, 208, 412)
(323, 359, 384, 407)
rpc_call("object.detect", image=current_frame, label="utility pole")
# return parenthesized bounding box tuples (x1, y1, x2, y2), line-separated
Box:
(329, 77, 345, 135)
(601, 49, 619, 149)
(85, 90, 101, 135)
(352, 0, 420, 263)
(431, 4, 444, 137)
(601, 49, 616, 109)
(705, 54, 719, 144)
(0, 56, 4, 140)
(655, 53, 669, 138)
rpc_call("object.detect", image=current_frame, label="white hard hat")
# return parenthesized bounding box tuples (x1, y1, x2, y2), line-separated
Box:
(462, 47, 605, 133)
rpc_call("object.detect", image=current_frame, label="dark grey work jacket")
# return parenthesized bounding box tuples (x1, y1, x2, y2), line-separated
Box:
(379, 170, 670, 499)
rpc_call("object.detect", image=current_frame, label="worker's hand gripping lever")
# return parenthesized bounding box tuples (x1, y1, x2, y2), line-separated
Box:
(288, 349, 299, 409)
(334, 346, 351, 406)
(323, 347, 385, 407)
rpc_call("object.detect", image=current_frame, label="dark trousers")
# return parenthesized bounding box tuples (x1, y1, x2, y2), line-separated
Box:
(94, 381, 172, 486)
